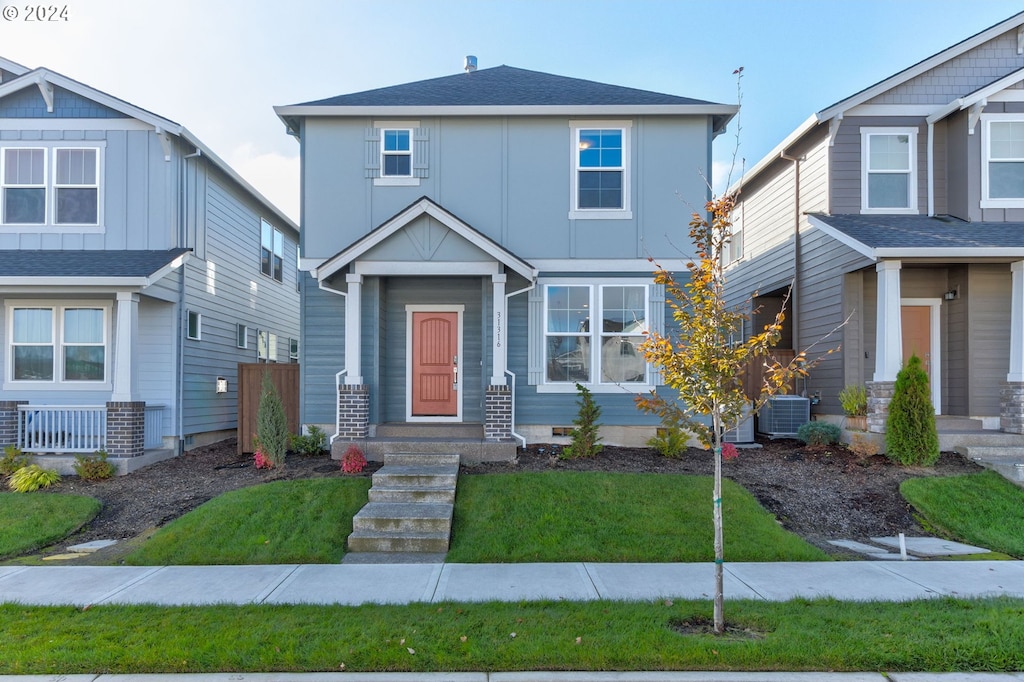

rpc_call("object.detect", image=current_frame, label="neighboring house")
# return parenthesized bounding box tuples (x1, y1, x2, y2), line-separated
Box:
(275, 62, 736, 458)
(725, 12, 1024, 436)
(0, 57, 299, 473)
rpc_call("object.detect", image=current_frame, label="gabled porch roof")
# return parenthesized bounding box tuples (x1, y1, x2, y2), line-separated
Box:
(314, 197, 536, 282)
(807, 213, 1024, 261)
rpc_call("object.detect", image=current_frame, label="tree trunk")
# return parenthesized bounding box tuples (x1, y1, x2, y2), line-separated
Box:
(713, 426, 725, 634)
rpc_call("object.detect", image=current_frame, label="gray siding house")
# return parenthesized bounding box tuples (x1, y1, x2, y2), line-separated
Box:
(725, 12, 1024, 437)
(275, 64, 736, 457)
(0, 57, 299, 472)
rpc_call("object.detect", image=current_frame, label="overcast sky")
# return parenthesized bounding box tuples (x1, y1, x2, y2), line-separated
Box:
(2, 0, 1022, 223)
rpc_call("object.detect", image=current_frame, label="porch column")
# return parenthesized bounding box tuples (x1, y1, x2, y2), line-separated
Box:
(490, 273, 507, 385)
(868, 260, 901, 433)
(111, 292, 139, 402)
(873, 260, 903, 382)
(344, 274, 363, 385)
(1002, 261, 1024, 433)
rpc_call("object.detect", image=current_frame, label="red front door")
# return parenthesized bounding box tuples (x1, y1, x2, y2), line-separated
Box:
(412, 311, 459, 417)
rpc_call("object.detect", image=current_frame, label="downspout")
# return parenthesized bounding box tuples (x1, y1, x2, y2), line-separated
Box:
(318, 278, 347, 445)
(779, 151, 802, 358)
(504, 279, 536, 448)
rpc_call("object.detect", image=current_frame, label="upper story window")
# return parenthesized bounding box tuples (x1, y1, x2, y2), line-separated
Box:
(723, 204, 744, 267)
(1, 145, 102, 228)
(543, 283, 648, 386)
(860, 128, 917, 214)
(982, 115, 1024, 208)
(367, 121, 427, 186)
(7, 303, 107, 384)
(261, 218, 283, 282)
(382, 129, 412, 177)
(569, 121, 632, 220)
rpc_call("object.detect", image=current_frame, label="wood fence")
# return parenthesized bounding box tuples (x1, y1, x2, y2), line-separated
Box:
(743, 349, 797, 400)
(237, 363, 300, 454)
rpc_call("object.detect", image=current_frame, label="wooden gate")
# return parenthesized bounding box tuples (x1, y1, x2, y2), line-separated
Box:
(237, 363, 300, 454)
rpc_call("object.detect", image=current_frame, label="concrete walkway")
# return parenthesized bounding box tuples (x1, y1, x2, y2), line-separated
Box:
(2, 560, 1024, 607)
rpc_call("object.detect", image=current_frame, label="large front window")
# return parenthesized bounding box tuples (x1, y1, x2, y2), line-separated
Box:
(9, 304, 106, 383)
(861, 128, 917, 213)
(544, 284, 647, 384)
(570, 122, 631, 219)
(983, 116, 1024, 206)
(1, 146, 100, 226)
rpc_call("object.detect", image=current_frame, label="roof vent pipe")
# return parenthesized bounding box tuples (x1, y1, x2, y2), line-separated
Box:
(464, 55, 477, 73)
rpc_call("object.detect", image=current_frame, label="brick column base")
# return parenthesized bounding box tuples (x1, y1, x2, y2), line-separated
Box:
(106, 401, 145, 458)
(866, 381, 894, 434)
(484, 385, 513, 442)
(0, 401, 28, 450)
(337, 385, 370, 440)
(1001, 382, 1024, 434)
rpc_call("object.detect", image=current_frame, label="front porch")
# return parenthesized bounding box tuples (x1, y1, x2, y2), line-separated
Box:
(332, 422, 518, 464)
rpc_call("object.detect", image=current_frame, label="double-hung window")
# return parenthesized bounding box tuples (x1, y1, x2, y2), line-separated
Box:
(382, 129, 412, 177)
(261, 218, 283, 282)
(570, 121, 632, 219)
(369, 121, 426, 186)
(860, 128, 917, 213)
(8, 304, 106, 384)
(1, 145, 101, 226)
(982, 115, 1024, 207)
(543, 283, 648, 387)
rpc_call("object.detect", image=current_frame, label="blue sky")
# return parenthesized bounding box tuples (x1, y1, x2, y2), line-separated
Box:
(2, 0, 1022, 222)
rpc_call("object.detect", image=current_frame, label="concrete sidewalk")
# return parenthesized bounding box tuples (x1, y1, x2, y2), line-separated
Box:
(2, 560, 1024, 607)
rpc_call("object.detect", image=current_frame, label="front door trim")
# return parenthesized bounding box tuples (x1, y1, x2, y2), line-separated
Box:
(406, 304, 464, 422)
(901, 297, 942, 415)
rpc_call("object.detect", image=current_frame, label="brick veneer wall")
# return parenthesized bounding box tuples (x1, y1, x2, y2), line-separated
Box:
(337, 385, 369, 439)
(0, 401, 28, 449)
(484, 385, 513, 442)
(106, 401, 145, 458)
(866, 381, 894, 434)
(1001, 382, 1024, 434)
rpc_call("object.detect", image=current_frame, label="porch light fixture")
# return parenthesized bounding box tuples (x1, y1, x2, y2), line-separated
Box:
(215, 377, 228, 393)
(943, 288, 958, 301)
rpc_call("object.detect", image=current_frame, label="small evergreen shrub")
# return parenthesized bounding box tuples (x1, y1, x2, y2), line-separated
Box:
(8, 464, 61, 492)
(340, 444, 367, 474)
(648, 427, 688, 458)
(73, 450, 115, 481)
(885, 354, 939, 466)
(796, 421, 841, 447)
(256, 372, 290, 468)
(0, 445, 29, 476)
(290, 425, 327, 456)
(561, 383, 603, 459)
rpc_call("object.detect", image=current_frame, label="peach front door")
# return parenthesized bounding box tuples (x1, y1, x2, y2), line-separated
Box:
(411, 311, 459, 417)
(902, 305, 932, 381)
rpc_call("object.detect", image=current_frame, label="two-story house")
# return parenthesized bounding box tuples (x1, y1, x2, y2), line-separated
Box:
(276, 62, 736, 460)
(725, 12, 1024, 440)
(0, 57, 300, 473)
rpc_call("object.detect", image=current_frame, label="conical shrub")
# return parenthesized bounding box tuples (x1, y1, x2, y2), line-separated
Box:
(885, 354, 939, 466)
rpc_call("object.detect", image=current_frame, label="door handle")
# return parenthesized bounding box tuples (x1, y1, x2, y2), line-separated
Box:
(453, 354, 458, 388)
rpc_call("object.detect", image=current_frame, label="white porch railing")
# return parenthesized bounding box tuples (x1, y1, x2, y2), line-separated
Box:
(18, 405, 106, 454)
(144, 404, 165, 449)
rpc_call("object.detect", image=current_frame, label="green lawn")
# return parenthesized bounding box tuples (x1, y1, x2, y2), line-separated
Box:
(447, 472, 828, 562)
(0, 492, 101, 560)
(124, 478, 371, 565)
(2, 597, 1023, 674)
(901, 471, 1024, 558)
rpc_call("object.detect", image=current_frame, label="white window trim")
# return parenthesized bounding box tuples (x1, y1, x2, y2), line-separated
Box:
(186, 310, 201, 341)
(260, 218, 285, 283)
(0, 141, 105, 232)
(537, 277, 653, 394)
(236, 323, 248, 349)
(4, 299, 112, 391)
(374, 120, 421, 187)
(860, 127, 918, 215)
(981, 114, 1024, 208)
(569, 120, 633, 220)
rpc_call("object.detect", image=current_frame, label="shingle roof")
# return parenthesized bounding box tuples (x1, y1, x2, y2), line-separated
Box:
(0, 248, 190, 278)
(809, 213, 1024, 249)
(297, 65, 717, 108)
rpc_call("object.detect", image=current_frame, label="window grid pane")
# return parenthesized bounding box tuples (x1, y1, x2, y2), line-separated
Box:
(990, 122, 1024, 160)
(868, 135, 910, 171)
(4, 148, 44, 185)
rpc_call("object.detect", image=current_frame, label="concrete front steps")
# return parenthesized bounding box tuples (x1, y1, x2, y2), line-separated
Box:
(954, 444, 1024, 488)
(344, 452, 460, 563)
(332, 423, 517, 464)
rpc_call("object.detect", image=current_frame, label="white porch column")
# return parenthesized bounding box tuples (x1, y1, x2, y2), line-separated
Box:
(1009, 261, 1024, 382)
(873, 260, 903, 382)
(111, 292, 139, 402)
(344, 274, 363, 385)
(490, 273, 507, 385)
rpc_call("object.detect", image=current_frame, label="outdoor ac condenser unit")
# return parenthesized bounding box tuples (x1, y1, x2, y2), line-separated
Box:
(723, 401, 754, 444)
(757, 395, 810, 438)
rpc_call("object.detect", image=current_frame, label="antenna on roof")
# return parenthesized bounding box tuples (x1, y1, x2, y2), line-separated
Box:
(464, 56, 477, 74)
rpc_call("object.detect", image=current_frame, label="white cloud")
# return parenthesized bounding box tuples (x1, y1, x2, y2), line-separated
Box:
(227, 144, 300, 225)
